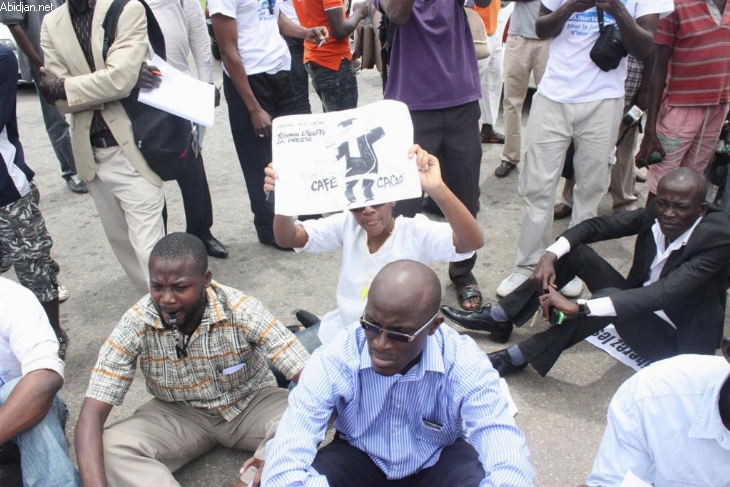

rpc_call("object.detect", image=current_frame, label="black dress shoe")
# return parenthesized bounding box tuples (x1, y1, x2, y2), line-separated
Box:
(494, 160, 516, 178)
(295, 309, 320, 328)
(440, 304, 513, 343)
(202, 236, 228, 258)
(488, 349, 528, 376)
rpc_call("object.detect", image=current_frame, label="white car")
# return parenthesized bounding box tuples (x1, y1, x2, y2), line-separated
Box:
(0, 23, 32, 84)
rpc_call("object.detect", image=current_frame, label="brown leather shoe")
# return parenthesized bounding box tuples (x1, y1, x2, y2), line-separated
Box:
(553, 203, 572, 220)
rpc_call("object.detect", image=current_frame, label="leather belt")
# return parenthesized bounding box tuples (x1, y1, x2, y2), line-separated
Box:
(90, 137, 119, 148)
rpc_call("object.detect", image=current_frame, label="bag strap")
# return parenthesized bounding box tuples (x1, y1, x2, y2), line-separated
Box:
(102, 0, 167, 62)
(596, 7, 605, 33)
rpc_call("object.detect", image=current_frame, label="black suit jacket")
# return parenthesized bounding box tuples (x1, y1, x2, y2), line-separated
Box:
(561, 204, 730, 355)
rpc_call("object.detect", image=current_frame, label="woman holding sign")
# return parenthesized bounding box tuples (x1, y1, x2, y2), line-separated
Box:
(263, 144, 484, 349)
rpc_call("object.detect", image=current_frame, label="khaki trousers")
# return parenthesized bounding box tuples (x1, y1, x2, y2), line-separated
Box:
(87, 147, 165, 294)
(501, 35, 550, 165)
(103, 387, 289, 487)
(515, 94, 622, 272)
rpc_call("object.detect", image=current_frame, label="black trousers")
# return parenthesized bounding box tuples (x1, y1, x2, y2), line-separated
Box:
(311, 437, 484, 487)
(501, 244, 678, 376)
(284, 36, 311, 115)
(176, 151, 214, 238)
(395, 101, 482, 286)
(223, 71, 297, 242)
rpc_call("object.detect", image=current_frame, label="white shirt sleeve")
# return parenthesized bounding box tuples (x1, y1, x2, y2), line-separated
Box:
(585, 296, 616, 317)
(4, 283, 64, 380)
(207, 0, 237, 18)
(410, 214, 475, 262)
(183, 0, 214, 83)
(634, 0, 674, 19)
(586, 379, 654, 486)
(545, 236, 571, 259)
(298, 212, 348, 253)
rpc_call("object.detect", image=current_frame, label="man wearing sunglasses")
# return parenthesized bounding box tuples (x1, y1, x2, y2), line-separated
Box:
(262, 260, 534, 487)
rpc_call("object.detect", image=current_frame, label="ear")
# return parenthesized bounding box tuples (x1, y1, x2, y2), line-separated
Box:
(203, 269, 212, 288)
(699, 201, 708, 216)
(722, 337, 730, 365)
(428, 315, 444, 336)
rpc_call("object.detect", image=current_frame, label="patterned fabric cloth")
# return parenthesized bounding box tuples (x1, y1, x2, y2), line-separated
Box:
(0, 184, 59, 303)
(623, 55, 645, 108)
(51, 0, 115, 140)
(86, 280, 308, 421)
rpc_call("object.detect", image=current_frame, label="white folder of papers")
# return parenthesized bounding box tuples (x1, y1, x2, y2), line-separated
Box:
(137, 54, 215, 128)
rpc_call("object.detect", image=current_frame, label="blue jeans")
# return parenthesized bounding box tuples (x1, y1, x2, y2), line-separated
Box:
(306, 58, 358, 113)
(0, 377, 80, 487)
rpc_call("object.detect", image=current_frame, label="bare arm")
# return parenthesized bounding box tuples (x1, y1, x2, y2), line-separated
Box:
(597, 0, 658, 61)
(377, 0, 416, 25)
(212, 13, 272, 137)
(7, 24, 43, 71)
(413, 145, 484, 253)
(75, 398, 114, 487)
(278, 11, 329, 42)
(635, 44, 671, 165)
(325, 4, 368, 41)
(0, 369, 63, 444)
(264, 164, 311, 248)
(535, 0, 595, 39)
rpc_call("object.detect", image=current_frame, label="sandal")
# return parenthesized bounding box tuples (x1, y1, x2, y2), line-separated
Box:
(457, 284, 482, 311)
(480, 132, 505, 144)
(56, 329, 69, 361)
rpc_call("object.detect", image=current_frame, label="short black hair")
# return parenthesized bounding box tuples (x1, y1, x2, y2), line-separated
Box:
(150, 233, 208, 276)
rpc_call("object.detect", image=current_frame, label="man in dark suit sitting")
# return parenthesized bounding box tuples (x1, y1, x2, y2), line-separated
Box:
(442, 168, 730, 377)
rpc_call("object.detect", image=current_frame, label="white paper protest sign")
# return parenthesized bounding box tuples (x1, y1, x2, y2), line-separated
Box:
(272, 100, 420, 216)
(585, 324, 652, 371)
(137, 55, 216, 128)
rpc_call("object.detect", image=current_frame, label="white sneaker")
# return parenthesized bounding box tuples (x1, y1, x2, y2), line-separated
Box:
(560, 276, 583, 298)
(496, 272, 529, 297)
(58, 285, 69, 303)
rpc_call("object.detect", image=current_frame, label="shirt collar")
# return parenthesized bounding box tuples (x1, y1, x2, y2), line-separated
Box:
(689, 365, 730, 448)
(651, 216, 702, 254)
(358, 327, 446, 379)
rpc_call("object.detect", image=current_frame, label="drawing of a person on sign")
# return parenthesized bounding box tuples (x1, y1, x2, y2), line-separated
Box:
(335, 118, 386, 206)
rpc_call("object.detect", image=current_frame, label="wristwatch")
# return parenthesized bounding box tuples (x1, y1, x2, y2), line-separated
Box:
(577, 299, 590, 316)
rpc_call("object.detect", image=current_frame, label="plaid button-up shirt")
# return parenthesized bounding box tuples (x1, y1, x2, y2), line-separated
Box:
(86, 281, 309, 421)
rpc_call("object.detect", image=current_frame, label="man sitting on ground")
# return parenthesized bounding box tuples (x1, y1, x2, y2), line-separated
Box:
(74, 233, 309, 487)
(0, 277, 80, 487)
(262, 260, 534, 487)
(442, 168, 730, 377)
(582, 336, 730, 486)
(265, 145, 484, 348)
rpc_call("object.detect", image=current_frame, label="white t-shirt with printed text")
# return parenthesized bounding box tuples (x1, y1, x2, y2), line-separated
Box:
(538, 0, 673, 104)
(207, 0, 291, 76)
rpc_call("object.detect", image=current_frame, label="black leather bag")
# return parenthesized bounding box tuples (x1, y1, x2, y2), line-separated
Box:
(101, 0, 196, 181)
(590, 8, 628, 72)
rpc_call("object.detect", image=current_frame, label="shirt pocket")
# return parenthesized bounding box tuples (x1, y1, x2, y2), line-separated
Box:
(415, 421, 457, 446)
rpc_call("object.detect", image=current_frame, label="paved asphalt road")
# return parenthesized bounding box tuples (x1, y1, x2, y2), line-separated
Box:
(11, 63, 730, 486)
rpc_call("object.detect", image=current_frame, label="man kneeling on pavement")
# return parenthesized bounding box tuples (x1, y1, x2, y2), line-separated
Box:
(74, 233, 309, 487)
(262, 260, 534, 487)
(443, 168, 730, 377)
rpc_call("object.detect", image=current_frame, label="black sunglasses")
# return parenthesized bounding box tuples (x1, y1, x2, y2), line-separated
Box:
(360, 312, 438, 343)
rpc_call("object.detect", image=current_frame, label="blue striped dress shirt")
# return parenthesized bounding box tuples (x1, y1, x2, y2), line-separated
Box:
(262, 324, 534, 486)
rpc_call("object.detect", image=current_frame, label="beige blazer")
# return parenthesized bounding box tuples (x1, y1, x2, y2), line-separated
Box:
(40, 0, 161, 186)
